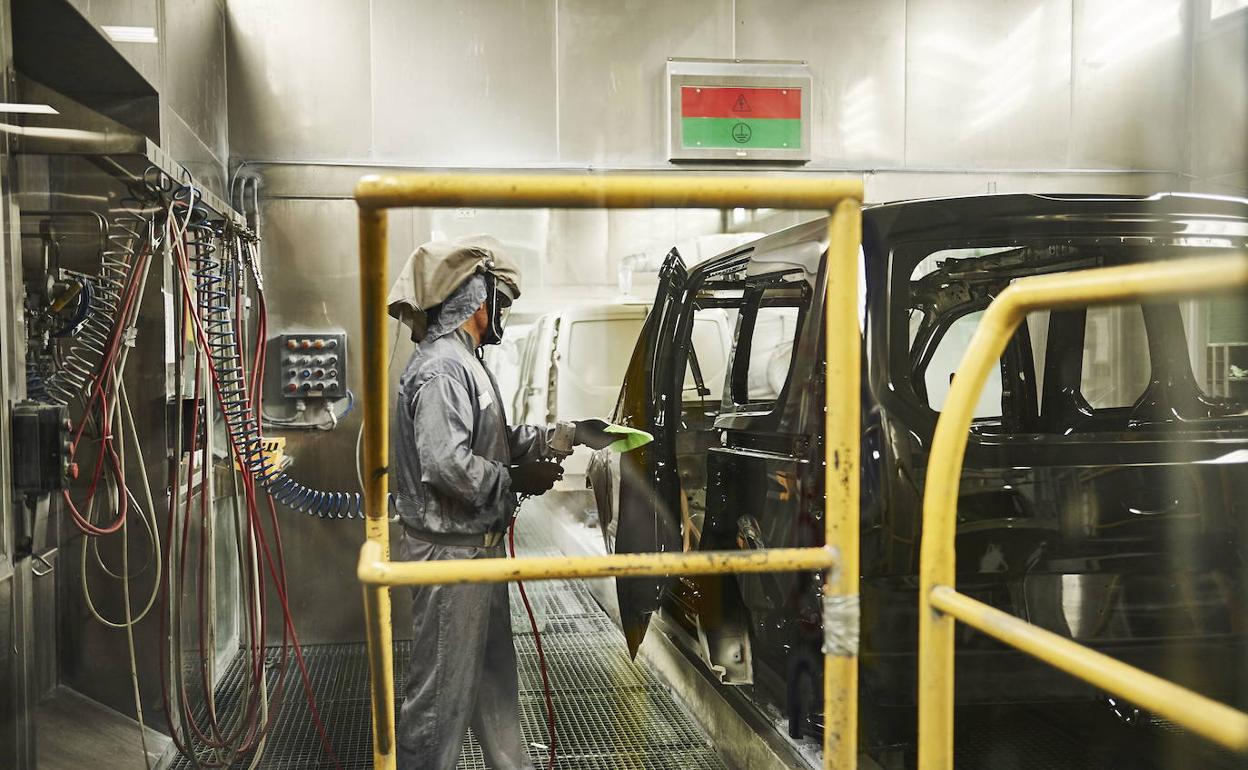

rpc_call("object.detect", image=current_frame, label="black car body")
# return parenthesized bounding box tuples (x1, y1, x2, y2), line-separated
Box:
(586, 193, 1248, 749)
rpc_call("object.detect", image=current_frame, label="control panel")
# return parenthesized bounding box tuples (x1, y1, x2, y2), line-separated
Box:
(278, 332, 347, 399)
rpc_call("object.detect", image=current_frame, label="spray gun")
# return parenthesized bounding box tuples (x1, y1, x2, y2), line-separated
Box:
(510, 420, 577, 504)
(548, 420, 577, 461)
(532, 420, 577, 491)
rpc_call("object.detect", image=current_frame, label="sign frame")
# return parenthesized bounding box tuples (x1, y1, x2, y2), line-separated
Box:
(667, 58, 813, 163)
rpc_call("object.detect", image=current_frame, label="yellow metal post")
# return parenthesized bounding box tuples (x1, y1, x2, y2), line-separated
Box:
(358, 207, 396, 770)
(917, 254, 1248, 770)
(823, 198, 861, 767)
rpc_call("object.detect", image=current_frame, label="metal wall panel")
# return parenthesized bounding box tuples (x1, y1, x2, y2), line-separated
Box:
(164, 103, 227, 198)
(78, 0, 163, 91)
(165, 0, 228, 167)
(904, 0, 1074, 168)
(1070, 0, 1190, 170)
(735, 0, 906, 167)
(225, 0, 373, 160)
(257, 197, 415, 642)
(557, 0, 734, 164)
(1191, 10, 1248, 194)
(371, 0, 557, 164)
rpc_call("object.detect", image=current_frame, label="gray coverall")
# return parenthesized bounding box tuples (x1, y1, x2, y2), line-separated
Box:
(393, 326, 549, 770)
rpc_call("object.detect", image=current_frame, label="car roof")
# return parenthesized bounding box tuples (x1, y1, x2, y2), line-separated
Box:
(692, 191, 1248, 278)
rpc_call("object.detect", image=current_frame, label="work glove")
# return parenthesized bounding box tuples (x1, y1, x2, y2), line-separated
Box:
(574, 418, 615, 450)
(508, 461, 563, 496)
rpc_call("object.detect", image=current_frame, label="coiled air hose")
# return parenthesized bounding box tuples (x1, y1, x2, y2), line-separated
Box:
(43, 198, 150, 406)
(166, 189, 343, 769)
(177, 200, 363, 519)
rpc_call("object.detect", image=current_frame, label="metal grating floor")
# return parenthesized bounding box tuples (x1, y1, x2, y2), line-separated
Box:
(169, 517, 728, 770)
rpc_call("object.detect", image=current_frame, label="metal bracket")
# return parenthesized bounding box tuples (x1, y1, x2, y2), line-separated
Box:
(822, 592, 860, 657)
(31, 551, 54, 577)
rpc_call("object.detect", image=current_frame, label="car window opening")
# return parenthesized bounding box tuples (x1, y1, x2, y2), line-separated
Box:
(899, 243, 1248, 436)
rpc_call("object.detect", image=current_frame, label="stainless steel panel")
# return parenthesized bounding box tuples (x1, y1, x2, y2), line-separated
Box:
(79, 0, 163, 91)
(32, 551, 57, 698)
(165, 0, 228, 165)
(225, 0, 373, 160)
(257, 197, 414, 642)
(1070, 0, 1189, 170)
(546, 209, 608, 285)
(735, 0, 906, 166)
(1190, 10, 1248, 194)
(163, 104, 227, 198)
(0, 573, 29, 770)
(371, 0, 557, 164)
(904, 0, 1074, 168)
(557, 0, 734, 164)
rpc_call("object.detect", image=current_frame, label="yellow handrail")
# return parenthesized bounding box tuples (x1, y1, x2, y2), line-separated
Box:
(358, 539, 838, 585)
(917, 253, 1248, 769)
(355, 173, 864, 770)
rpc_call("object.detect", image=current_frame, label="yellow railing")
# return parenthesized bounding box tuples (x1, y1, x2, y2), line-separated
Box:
(917, 253, 1248, 769)
(355, 174, 864, 770)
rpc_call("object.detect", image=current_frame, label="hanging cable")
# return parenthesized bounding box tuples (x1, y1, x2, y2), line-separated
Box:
(162, 193, 343, 769)
(509, 518, 558, 770)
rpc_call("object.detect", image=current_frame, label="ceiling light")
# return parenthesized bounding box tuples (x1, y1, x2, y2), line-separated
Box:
(101, 25, 158, 44)
(0, 103, 59, 115)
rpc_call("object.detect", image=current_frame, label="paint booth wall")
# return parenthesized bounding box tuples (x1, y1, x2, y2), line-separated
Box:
(226, 0, 1246, 194)
(221, 0, 1248, 645)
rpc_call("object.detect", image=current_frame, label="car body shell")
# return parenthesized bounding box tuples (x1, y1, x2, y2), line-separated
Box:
(587, 192, 1248, 744)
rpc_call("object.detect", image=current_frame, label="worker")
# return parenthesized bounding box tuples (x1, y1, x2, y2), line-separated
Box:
(387, 236, 613, 769)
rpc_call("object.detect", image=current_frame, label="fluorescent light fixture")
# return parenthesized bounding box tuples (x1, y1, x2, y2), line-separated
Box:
(101, 25, 158, 44)
(0, 103, 58, 115)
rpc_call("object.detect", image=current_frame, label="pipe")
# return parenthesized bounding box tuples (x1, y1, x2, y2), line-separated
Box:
(358, 206, 395, 769)
(358, 540, 837, 585)
(822, 198, 861, 768)
(355, 173, 863, 211)
(917, 253, 1248, 769)
(930, 586, 1248, 752)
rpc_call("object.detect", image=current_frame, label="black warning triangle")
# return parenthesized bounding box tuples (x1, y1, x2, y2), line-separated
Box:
(732, 94, 751, 112)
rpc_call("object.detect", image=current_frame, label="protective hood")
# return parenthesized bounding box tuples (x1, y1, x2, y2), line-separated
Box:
(386, 235, 522, 342)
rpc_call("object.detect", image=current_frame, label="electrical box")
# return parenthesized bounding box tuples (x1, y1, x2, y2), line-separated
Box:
(11, 401, 71, 497)
(278, 332, 347, 399)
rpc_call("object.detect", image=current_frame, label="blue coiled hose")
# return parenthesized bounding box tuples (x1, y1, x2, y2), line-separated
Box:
(179, 195, 362, 519)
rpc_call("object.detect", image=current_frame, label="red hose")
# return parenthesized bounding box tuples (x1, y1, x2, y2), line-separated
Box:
(508, 520, 557, 770)
(157, 212, 341, 768)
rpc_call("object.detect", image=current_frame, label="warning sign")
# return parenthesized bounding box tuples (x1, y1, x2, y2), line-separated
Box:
(667, 60, 811, 161)
(679, 86, 802, 150)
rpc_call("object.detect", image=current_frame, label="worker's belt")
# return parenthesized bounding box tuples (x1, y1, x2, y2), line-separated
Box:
(403, 526, 505, 548)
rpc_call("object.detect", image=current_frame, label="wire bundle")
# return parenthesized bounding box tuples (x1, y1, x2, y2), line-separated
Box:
(162, 189, 343, 768)
(46, 172, 350, 768)
(59, 194, 158, 537)
(44, 199, 150, 407)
